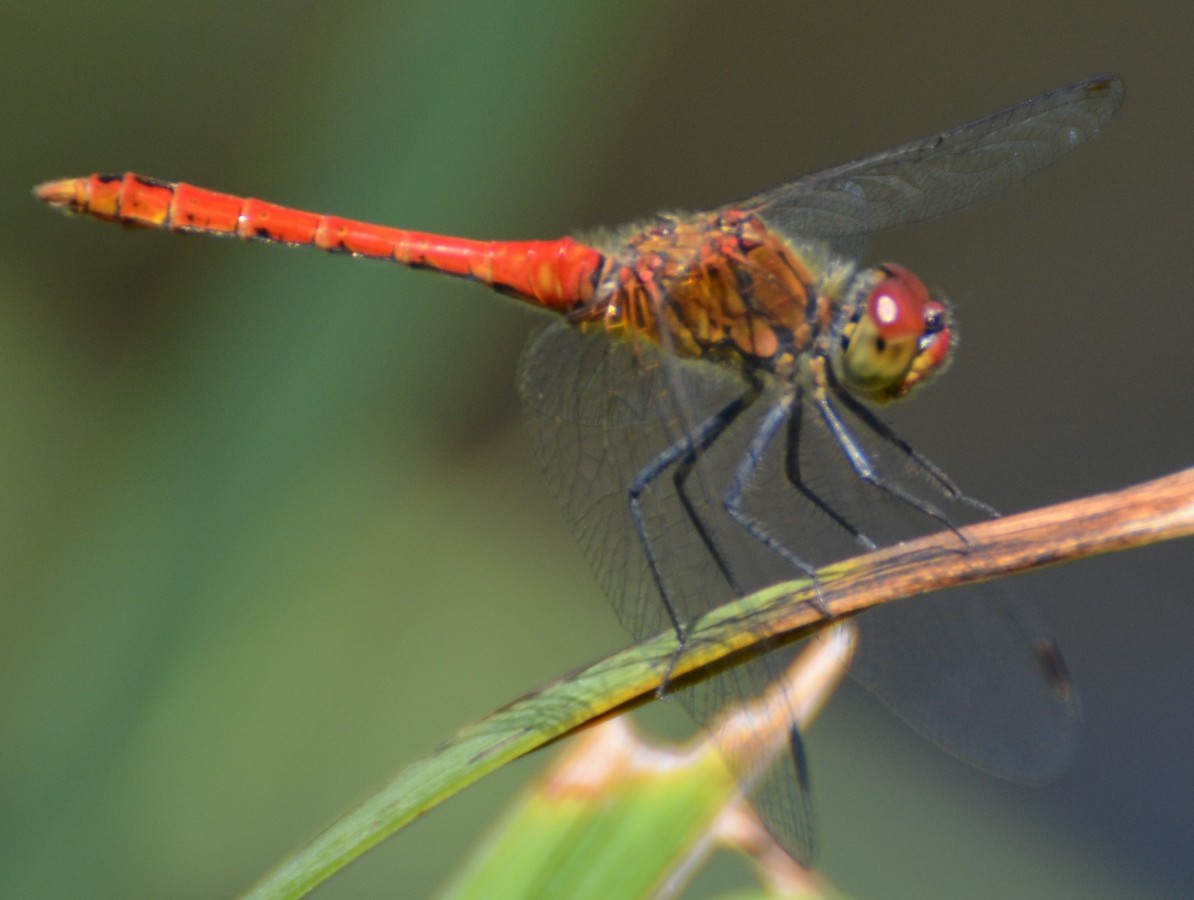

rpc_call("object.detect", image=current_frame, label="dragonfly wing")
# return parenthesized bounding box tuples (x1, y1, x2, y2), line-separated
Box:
(520, 322, 822, 862)
(850, 581, 1080, 781)
(519, 321, 796, 644)
(680, 651, 818, 864)
(519, 320, 1079, 861)
(736, 75, 1123, 238)
(768, 385, 1082, 780)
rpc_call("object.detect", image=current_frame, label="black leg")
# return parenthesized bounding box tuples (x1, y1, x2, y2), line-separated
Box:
(672, 402, 754, 598)
(784, 399, 878, 552)
(816, 393, 965, 541)
(628, 390, 756, 642)
(834, 388, 1000, 519)
(723, 392, 826, 593)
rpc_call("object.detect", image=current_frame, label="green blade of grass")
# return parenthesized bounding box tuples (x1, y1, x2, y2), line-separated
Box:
(438, 626, 856, 900)
(243, 466, 1194, 899)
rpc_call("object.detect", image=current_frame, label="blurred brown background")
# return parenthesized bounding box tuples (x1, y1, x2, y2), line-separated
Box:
(3, 2, 1193, 897)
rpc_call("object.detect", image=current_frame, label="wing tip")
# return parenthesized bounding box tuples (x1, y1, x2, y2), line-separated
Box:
(1082, 73, 1126, 110)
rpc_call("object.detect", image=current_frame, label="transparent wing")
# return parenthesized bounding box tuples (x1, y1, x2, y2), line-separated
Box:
(519, 321, 1078, 862)
(851, 583, 1079, 782)
(734, 75, 1123, 239)
(520, 322, 809, 660)
(520, 322, 821, 860)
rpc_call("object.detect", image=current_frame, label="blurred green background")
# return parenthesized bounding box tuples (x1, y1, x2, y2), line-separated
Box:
(4, 2, 1193, 897)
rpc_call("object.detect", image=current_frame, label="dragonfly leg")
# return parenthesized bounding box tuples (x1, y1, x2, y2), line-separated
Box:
(834, 388, 1000, 520)
(723, 392, 830, 615)
(628, 390, 756, 696)
(816, 393, 967, 545)
(783, 399, 879, 553)
(671, 391, 762, 599)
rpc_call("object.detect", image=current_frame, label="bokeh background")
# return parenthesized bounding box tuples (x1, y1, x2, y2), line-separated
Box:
(4, 2, 1193, 897)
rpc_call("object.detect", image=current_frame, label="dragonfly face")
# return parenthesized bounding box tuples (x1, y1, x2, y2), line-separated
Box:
(830, 262, 954, 405)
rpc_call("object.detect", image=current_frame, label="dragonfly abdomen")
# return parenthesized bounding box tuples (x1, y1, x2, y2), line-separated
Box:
(35, 172, 605, 312)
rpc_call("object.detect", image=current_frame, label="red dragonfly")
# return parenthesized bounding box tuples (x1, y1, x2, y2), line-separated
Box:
(37, 75, 1123, 864)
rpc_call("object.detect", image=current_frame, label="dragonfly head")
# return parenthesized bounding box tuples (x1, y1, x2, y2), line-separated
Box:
(831, 263, 953, 404)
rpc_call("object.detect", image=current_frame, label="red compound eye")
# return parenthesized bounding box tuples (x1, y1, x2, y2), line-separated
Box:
(866, 263, 930, 342)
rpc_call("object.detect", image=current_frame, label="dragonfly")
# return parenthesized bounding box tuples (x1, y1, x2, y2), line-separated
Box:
(36, 74, 1123, 865)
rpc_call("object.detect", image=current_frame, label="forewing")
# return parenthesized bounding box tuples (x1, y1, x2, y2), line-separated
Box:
(735, 75, 1123, 238)
(519, 321, 748, 642)
(519, 322, 821, 861)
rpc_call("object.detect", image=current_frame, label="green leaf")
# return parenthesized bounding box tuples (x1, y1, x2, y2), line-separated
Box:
(439, 628, 856, 900)
(243, 466, 1194, 898)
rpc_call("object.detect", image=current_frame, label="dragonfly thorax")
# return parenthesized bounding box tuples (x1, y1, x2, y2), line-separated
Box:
(596, 210, 836, 370)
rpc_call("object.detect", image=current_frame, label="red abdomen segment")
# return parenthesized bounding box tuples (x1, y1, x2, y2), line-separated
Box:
(35, 172, 604, 312)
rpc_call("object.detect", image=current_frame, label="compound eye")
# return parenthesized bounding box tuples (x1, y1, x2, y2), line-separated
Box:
(866, 270, 927, 344)
(837, 265, 931, 401)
